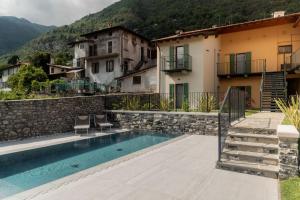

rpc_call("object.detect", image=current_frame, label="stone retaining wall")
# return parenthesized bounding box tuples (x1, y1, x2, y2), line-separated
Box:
(0, 96, 104, 141)
(107, 110, 224, 135)
(278, 125, 300, 179)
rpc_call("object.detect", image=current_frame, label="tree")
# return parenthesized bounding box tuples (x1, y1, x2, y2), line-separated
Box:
(7, 55, 20, 65)
(30, 52, 51, 73)
(54, 52, 73, 65)
(7, 65, 48, 94)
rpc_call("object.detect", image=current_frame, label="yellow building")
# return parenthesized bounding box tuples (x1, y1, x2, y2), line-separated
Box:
(155, 12, 300, 110)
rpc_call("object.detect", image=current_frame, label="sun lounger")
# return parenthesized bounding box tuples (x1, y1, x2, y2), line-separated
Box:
(95, 114, 113, 132)
(74, 115, 90, 135)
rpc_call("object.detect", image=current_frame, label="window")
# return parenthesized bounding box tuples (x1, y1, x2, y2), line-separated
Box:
(106, 60, 114, 72)
(92, 63, 99, 74)
(176, 46, 184, 68)
(51, 68, 54, 74)
(109, 31, 113, 36)
(133, 76, 141, 85)
(89, 44, 97, 56)
(61, 69, 65, 72)
(77, 59, 81, 67)
(108, 41, 113, 53)
(278, 45, 292, 54)
(79, 44, 84, 49)
(123, 61, 129, 72)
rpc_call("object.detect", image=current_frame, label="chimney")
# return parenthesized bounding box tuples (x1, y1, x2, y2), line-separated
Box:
(272, 11, 285, 18)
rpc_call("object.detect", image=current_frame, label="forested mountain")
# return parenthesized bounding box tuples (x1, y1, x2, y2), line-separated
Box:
(1, 0, 300, 63)
(0, 16, 54, 56)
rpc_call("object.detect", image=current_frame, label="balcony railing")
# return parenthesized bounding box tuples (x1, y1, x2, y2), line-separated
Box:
(161, 54, 192, 73)
(217, 59, 266, 76)
(291, 48, 300, 70)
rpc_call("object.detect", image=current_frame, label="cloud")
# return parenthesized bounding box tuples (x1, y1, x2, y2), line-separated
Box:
(0, 0, 119, 26)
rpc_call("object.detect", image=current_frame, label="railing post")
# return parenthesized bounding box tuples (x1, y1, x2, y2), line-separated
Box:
(228, 90, 231, 124)
(149, 94, 151, 111)
(218, 113, 222, 162)
(206, 92, 209, 112)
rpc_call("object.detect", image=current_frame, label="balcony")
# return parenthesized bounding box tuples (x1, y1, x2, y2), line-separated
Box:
(217, 59, 266, 77)
(161, 54, 192, 73)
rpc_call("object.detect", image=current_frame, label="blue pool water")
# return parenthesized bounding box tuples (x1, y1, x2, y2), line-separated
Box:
(0, 132, 177, 198)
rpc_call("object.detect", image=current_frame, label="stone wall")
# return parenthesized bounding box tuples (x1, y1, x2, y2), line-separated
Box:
(0, 96, 104, 141)
(278, 125, 300, 179)
(107, 110, 223, 136)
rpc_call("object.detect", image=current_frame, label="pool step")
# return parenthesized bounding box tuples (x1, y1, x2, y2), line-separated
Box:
(218, 159, 279, 179)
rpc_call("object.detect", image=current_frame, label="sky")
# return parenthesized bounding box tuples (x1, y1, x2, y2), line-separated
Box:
(0, 0, 119, 26)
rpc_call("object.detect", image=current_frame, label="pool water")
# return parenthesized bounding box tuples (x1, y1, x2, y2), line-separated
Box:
(0, 132, 177, 198)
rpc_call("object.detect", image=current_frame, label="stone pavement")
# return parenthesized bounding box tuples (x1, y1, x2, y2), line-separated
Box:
(234, 112, 284, 130)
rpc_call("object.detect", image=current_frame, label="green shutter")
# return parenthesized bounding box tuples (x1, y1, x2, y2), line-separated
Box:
(184, 44, 190, 69)
(230, 54, 236, 74)
(183, 83, 189, 101)
(245, 52, 252, 73)
(169, 84, 175, 110)
(169, 46, 175, 69)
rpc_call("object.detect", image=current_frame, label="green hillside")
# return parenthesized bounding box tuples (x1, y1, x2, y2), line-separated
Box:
(1, 0, 300, 63)
(0, 16, 54, 56)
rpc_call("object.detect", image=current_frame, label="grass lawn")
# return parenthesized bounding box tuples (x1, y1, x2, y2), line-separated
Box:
(245, 109, 259, 117)
(281, 177, 300, 200)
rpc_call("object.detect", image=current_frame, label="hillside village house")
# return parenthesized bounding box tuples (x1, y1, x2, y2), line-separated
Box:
(0, 63, 29, 89)
(69, 26, 157, 92)
(47, 64, 84, 80)
(155, 12, 300, 110)
(154, 32, 220, 109)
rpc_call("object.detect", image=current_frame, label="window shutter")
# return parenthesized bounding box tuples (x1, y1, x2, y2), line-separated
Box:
(245, 52, 252, 73)
(169, 46, 175, 69)
(184, 44, 190, 69)
(183, 83, 189, 101)
(230, 54, 236, 74)
(169, 83, 175, 101)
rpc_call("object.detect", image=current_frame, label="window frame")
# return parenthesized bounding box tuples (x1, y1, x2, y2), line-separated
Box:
(106, 60, 114, 72)
(108, 41, 113, 54)
(92, 63, 100, 74)
(132, 76, 142, 85)
(278, 45, 292, 54)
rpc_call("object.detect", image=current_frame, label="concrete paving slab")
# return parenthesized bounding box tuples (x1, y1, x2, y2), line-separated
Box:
(5, 135, 279, 200)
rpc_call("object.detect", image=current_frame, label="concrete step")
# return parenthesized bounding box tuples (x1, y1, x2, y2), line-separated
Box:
(225, 140, 278, 154)
(227, 132, 278, 144)
(218, 159, 279, 179)
(229, 127, 277, 135)
(222, 149, 279, 165)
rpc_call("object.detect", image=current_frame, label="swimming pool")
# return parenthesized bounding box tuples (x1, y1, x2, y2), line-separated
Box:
(0, 132, 177, 198)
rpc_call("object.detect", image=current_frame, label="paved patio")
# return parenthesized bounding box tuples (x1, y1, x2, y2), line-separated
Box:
(235, 112, 284, 129)
(8, 135, 279, 200)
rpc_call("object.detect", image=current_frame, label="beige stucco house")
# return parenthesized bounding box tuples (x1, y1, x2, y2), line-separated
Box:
(154, 33, 220, 108)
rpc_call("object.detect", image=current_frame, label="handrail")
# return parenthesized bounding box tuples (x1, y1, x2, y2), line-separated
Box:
(218, 86, 246, 162)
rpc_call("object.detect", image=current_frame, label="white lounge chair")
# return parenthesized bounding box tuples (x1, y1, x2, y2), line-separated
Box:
(95, 114, 113, 132)
(74, 115, 90, 135)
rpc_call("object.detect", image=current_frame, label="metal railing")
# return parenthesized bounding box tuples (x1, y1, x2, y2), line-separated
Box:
(291, 48, 300, 70)
(105, 92, 224, 112)
(218, 87, 246, 161)
(160, 54, 192, 72)
(217, 59, 266, 76)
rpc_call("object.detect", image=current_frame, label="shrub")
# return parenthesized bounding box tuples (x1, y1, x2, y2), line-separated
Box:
(197, 94, 217, 112)
(276, 96, 300, 129)
(182, 100, 190, 112)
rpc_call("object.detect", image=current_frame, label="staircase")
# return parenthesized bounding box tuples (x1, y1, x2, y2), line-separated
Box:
(218, 127, 279, 179)
(261, 71, 287, 111)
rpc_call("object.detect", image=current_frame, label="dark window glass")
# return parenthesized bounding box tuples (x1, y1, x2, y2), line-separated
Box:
(108, 41, 113, 53)
(106, 60, 114, 72)
(92, 63, 99, 74)
(278, 45, 292, 54)
(133, 76, 141, 85)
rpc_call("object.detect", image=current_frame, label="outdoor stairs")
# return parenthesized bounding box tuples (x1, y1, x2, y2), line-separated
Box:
(261, 71, 287, 112)
(218, 127, 279, 179)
